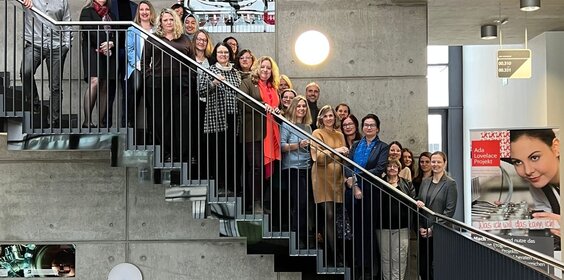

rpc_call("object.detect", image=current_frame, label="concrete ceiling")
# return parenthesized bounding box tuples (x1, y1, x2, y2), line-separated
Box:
(428, 0, 564, 45)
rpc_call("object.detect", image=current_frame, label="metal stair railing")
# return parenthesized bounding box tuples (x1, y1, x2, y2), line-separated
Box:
(2, 1, 564, 279)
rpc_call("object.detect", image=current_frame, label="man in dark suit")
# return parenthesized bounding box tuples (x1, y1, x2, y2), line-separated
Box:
(105, 0, 137, 127)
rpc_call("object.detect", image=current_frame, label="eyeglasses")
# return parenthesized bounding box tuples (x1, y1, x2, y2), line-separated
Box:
(342, 123, 355, 128)
(387, 165, 399, 169)
(363, 123, 377, 128)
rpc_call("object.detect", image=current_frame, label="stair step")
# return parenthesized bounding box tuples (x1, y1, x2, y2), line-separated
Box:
(165, 185, 206, 201)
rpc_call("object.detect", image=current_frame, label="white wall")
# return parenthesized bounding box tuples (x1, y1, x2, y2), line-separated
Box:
(461, 39, 554, 223)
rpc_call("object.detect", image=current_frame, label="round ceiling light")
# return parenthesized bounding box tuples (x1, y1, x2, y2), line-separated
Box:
(481, 25, 497, 40)
(520, 0, 540, 11)
(294, 30, 330, 66)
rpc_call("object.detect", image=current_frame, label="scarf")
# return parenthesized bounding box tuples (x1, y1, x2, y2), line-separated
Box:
(258, 79, 281, 178)
(93, 1, 112, 31)
(92, 1, 109, 18)
(215, 62, 232, 71)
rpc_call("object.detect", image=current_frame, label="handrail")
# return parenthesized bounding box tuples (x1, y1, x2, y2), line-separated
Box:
(13, 0, 564, 271)
(15, 0, 401, 200)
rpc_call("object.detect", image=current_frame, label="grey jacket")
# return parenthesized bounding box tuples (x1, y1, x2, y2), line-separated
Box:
(417, 174, 458, 228)
(24, 0, 72, 48)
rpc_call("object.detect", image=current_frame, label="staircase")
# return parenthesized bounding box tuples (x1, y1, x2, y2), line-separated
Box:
(2, 1, 564, 279)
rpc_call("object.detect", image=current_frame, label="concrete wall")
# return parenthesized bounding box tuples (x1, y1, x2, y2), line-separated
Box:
(0, 133, 300, 280)
(1, 0, 428, 277)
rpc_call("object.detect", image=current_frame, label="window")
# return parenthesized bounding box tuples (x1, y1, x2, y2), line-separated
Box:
(427, 46, 449, 152)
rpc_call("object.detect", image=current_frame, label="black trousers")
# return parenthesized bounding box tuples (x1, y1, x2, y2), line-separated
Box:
(419, 236, 434, 280)
(208, 114, 239, 191)
(283, 168, 311, 245)
(145, 76, 183, 160)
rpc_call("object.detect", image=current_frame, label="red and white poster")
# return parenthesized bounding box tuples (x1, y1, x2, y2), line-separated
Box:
(470, 128, 561, 262)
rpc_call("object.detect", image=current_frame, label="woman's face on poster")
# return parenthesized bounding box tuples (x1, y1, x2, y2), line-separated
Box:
(510, 135, 560, 189)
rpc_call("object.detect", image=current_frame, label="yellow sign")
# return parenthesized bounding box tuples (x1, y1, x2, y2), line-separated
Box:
(497, 49, 532, 79)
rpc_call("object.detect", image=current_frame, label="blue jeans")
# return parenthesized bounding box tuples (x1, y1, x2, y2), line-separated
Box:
(20, 43, 68, 123)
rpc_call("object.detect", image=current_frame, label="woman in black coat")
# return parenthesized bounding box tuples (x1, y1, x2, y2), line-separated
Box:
(80, 0, 117, 128)
(343, 114, 389, 276)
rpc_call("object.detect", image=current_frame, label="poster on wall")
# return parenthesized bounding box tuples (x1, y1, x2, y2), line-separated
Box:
(470, 128, 561, 265)
(185, 0, 275, 33)
(0, 244, 75, 277)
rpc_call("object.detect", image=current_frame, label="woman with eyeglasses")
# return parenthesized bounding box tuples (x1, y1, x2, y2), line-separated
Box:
(344, 113, 389, 276)
(192, 30, 213, 68)
(415, 151, 457, 280)
(235, 49, 256, 79)
(223, 36, 239, 63)
(279, 88, 297, 116)
(378, 157, 416, 280)
(198, 42, 242, 193)
(341, 114, 361, 149)
(142, 8, 193, 161)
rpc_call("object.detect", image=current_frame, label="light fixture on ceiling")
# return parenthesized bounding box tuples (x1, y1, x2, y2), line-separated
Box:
(481, 24, 498, 40)
(520, 0, 540, 11)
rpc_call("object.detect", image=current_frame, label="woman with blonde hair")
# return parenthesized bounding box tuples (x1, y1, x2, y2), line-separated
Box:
(278, 74, 293, 96)
(280, 95, 312, 247)
(124, 0, 155, 127)
(415, 151, 457, 280)
(239, 55, 281, 211)
(142, 8, 193, 161)
(310, 105, 349, 265)
(192, 29, 213, 67)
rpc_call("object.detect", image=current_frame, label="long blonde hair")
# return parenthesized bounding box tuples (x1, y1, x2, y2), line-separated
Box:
(154, 8, 184, 39)
(251, 56, 280, 89)
(285, 95, 312, 125)
(192, 30, 213, 58)
(133, 1, 156, 26)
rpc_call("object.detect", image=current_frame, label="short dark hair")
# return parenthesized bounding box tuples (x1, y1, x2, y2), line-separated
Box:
(389, 140, 403, 151)
(171, 3, 183, 9)
(361, 113, 380, 130)
(223, 36, 239, 53)
(209, 42, 235, 65)
(335, 103, 351, 114)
